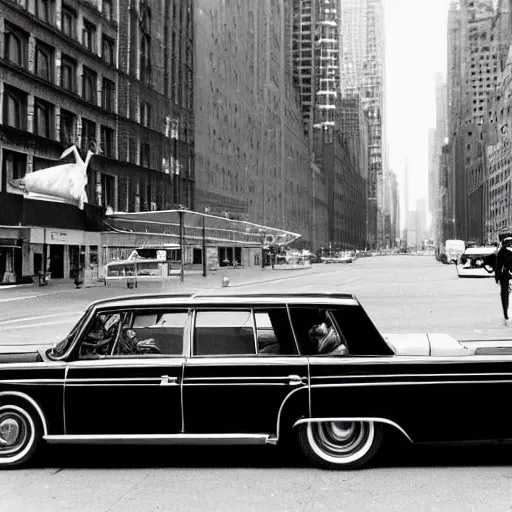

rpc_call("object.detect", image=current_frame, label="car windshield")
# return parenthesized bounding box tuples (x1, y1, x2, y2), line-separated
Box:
(50, 310, 89, 358)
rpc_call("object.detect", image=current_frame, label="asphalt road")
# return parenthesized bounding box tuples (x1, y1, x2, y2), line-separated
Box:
(2, 255, 512, 512)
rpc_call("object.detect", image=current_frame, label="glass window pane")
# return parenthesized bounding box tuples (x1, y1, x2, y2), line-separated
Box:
(255, 309, 298, 355)
(194, 310, 256, 356)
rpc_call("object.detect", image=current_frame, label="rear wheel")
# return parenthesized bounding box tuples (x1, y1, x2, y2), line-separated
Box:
(0, 404, 41, 469)
(298, 420, 382, 470)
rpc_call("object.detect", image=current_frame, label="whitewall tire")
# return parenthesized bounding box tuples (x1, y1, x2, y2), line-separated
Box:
(0, 404, 41, 469)
(298, 420, 383, 470)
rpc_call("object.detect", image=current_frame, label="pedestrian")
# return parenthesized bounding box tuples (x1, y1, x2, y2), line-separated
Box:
(495, 236, 512, 325)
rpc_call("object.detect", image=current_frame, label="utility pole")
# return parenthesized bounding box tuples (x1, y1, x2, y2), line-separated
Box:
(179, 210, 184, 282)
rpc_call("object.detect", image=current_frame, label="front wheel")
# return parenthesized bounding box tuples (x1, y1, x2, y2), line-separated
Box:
(0, 404, 41, 469)
(297, 421, 382, 470)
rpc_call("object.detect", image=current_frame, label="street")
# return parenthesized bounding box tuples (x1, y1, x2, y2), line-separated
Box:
(2, 255, 512, 511)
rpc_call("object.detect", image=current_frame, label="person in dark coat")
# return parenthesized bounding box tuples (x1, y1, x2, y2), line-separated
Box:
(495, 237, 512, 325)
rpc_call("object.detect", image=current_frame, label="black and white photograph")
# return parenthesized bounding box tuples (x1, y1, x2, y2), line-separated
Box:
(1, 0, 512, 510)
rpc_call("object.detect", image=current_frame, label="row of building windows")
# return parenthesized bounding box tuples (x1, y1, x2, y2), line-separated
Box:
(14, 0, 114, 25)
(2, 85, 116, 155)
(4, 22, 115, 85)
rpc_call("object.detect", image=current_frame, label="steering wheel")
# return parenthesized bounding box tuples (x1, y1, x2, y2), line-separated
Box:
(81, 318, 122, 357)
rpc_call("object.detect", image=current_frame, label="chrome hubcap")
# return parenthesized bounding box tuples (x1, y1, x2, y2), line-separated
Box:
(310, 421, 373, 460)
(0, 418, 20, 446)
(0, 412, 29, 456)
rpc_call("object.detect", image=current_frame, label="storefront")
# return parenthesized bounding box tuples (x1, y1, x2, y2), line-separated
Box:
(27, 228, 102, 282)
(100, 210, 302, 277)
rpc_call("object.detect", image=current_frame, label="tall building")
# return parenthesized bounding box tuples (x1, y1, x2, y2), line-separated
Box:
(430, 73, 448, 249)
(194, 0, 317, 247)
(447, 0, 465, 240)
(340, 0, 385, 249)
(483, 0, 512, 241)
(447, 0, 498, 243)
(0, 0, 194, 282)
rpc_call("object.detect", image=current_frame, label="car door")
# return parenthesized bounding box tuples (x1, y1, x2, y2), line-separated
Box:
(182, 305, 309, 435)
(65, 307, 189, 435)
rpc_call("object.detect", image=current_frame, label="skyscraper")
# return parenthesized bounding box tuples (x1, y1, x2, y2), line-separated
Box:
(340, 0, 385, 249)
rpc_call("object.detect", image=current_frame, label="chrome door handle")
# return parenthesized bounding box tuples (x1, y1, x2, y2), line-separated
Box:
(288, 375, 305, 386)
(160, 375, 178, 386)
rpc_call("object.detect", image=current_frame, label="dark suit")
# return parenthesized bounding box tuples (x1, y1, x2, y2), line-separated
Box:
(496, 246, 512, 320)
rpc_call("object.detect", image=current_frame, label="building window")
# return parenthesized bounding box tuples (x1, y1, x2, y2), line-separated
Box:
(60, 109, 75, 146)
(81, 118, 96, 152)
(101, 126, 115, 158)
(3, 86, 27, 130)
(141, 142, 150, 168)
(61, 6, 77, 38)
(34, 98, 53, 138)
(35, 42, 54, 82)
(140, 34, 151, 85)
(36, 0, 53, 24)
(4, 24, 28, 68)
(60, 55, 76, 93)
(82, 67, 97, 104)
(101, 173, 116, 208)
(2, 151, 27, 192)
(82, 20, 97, 53)
(103, 0, 113, 20)
(102, 78, 115, 111)
(140, 101, 151, 127)
(129, 137, 137, 163)
(102, 36, 114, 65)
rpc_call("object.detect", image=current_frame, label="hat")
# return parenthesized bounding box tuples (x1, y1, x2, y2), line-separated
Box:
(504, 237, 512, 242)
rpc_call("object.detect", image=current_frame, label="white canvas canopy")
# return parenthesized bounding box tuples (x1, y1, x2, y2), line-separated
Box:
(10, 146, 92, 210)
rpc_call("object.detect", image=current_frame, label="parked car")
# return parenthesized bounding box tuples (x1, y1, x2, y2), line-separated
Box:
(1, 291, 512, 470)
(456, 246, 496, 278)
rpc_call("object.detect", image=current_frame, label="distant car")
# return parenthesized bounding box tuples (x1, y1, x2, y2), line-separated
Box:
(456, 246, 496, 278)
(2, 291, 512, 470)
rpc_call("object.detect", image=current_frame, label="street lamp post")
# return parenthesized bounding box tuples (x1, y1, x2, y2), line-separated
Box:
(202, 207, 210, 277)
(179, 209, 185, 282)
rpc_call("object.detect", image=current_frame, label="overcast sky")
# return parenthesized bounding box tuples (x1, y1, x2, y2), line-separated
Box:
(384, 0, 449, 228)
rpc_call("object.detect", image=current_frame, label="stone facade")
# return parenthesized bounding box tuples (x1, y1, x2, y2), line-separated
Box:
(0, 0, 194, 211)
(194, 0, 316, 248)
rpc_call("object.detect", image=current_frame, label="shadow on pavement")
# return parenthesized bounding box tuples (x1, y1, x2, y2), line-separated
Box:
(30, 441, 512, 471)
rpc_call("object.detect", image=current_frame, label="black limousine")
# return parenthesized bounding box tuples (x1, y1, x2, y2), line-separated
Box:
(0, 291, 510, 470)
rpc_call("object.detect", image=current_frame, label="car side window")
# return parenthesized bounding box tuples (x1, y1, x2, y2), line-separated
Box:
(78, 309, 187, 359)
(254, 309, 298, 355)
(288, 307, 348, 356)
(193, 310, 256, 356)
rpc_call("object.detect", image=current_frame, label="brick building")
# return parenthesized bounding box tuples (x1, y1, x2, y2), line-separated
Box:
(0, 0, 194, 282)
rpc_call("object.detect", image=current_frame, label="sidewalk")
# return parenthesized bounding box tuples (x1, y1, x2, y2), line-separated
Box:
(0, 265, 317, 297)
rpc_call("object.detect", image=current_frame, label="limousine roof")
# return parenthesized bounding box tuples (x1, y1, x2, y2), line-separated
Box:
(89, 291, 359, 309)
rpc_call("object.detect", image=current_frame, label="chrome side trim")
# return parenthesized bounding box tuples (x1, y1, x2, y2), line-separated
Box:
(66, 377, 163, 383)
(43, 433, 272, 446)
(311, 380, 512, 389)
(185, 376, 297, 382)
(184, 383, 287, 387)
(0, 379, 64, 385)
(311, 372, 512, 380)
(275, 386, 308, 441)
(0, 363, 67, 370)
(0, 391, 48, 436)
(185, 357, 307, 366)
(66, 359, 186, 368)
(293, 417, 413, 443)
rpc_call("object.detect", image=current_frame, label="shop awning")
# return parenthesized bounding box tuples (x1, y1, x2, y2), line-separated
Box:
(105, 209, 302, 248)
